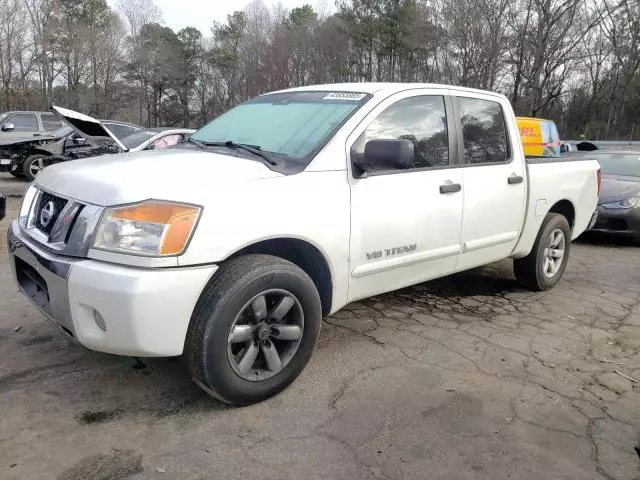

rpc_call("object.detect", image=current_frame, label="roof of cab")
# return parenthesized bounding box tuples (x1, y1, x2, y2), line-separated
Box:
(265, 82, 508, 100)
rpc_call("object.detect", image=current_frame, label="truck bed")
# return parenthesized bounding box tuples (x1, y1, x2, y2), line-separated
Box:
(525, 152, 599, 164)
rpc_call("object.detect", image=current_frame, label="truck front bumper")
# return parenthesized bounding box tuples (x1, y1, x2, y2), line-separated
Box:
(7, 221, 217, 357)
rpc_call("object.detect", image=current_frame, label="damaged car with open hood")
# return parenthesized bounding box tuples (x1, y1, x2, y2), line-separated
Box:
(0, 113, 143, 181)
(43, 106, 195, 174)
(1, 106, 194, 181)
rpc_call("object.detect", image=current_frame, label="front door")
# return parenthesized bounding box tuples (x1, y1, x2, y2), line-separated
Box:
(1, 112, 40, 140)
(347, 91, 464, 302)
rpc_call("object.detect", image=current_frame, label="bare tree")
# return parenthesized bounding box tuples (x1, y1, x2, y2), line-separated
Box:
(0, 0, 37, 109)
(1, 0, 637, 140)
(117, 0, 162, 40)
(600, 0, 640, 137)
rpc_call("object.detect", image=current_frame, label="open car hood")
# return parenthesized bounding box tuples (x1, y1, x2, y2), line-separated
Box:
(50, 105, 127, 152)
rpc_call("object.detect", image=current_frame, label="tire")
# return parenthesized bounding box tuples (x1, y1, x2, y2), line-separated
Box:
(23, 154, 48, 181)
(514, 213, 572, 291)
(185, 254, 322, 406)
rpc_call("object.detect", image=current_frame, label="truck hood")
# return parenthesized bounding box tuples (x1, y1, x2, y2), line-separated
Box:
(35, 148, 282, 206)
(598, 175, 640, 204)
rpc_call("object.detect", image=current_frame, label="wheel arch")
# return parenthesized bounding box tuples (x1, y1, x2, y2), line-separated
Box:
(26, 149, 53, 157)
(13, 149, 52, 165)
(511, 198, 576, 259)
(226, 236, 334, 316)
(548, 199, 575, 230)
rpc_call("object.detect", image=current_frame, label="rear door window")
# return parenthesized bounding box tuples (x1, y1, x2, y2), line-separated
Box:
(41, 113, 63, 131)
(457, 97, 509, 164)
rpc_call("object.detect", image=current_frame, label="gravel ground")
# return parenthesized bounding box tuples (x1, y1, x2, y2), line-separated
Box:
(1, 173, 639, 480)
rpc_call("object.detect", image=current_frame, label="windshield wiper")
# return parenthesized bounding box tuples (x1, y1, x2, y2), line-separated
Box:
(201, 140, 278, 166)
(186, 136, 206, 150)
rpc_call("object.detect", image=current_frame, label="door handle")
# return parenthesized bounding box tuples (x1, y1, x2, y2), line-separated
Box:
(439, 182, 462, 194)
(508, 175, 524, 185)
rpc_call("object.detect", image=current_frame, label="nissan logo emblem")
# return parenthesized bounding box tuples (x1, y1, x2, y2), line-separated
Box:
(40, 201, 56, 227)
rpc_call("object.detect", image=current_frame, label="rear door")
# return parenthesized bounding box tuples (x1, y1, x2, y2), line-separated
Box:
(347, 89, 464, 302)
(452, 93, 527, 272)
(40, 113, 64, 133)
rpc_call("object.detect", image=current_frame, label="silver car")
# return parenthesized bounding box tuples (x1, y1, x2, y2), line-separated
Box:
(0, 111, 64, 140)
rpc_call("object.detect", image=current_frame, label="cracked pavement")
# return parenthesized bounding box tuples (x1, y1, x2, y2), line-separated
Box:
(0, 188, 639, 479)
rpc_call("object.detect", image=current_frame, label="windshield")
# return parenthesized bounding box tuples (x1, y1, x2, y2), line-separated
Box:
(191, 91, 370, 160)
(121, 131, 155, 149)
(597, 153, 640, 177)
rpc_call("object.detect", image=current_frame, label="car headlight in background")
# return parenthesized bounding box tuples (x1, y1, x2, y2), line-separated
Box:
(93, 201, 201, 256)
(601, 196, 640, 210)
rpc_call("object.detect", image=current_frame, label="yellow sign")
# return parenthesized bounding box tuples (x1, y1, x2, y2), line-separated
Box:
(516, 117, 561, 157)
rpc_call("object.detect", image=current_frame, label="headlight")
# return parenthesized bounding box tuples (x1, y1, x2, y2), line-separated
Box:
(93, 201, 201, 256)
(19, 185, 38, 227)
(601, 196, 640, 209)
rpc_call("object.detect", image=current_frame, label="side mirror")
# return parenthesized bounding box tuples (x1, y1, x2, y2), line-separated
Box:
(1, 122, 15, 132)
(353, 139, 414, 176)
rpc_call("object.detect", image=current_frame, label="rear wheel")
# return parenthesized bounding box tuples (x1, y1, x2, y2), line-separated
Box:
(185, 254, 322, 406)
(23, 154, 48, 181)
(514, 213, 571, 291)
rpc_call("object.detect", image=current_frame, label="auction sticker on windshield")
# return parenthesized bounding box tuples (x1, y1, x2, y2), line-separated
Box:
(322, 92, 368, 101)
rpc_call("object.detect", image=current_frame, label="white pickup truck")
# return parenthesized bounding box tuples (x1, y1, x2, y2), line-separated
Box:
(7, 83, 600, 405)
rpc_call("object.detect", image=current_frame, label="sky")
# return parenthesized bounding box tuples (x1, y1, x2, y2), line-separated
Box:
(108, 0, 321, 35)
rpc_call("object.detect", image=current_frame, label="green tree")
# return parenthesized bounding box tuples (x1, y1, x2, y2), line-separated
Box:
(176, 27, 203, 127)
(135, 22, 181, 125)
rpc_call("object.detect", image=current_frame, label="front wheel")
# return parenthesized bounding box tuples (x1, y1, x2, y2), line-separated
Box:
(23, 154, 48, 181)
(185, 254, 322, 406)
(514, 213, 571, 291)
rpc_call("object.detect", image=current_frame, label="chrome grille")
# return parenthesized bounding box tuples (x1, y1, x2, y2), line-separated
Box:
(21, 187, 104, 257)
(34, 191, 68, 235)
